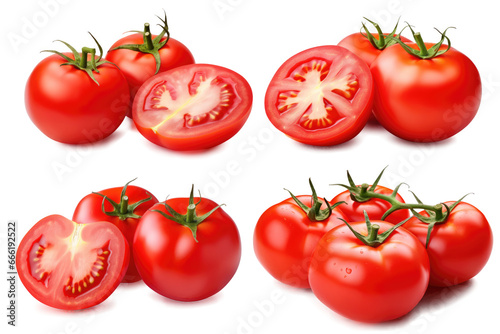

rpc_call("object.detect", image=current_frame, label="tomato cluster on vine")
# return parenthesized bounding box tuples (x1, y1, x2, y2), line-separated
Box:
(253, 169, 493, 323)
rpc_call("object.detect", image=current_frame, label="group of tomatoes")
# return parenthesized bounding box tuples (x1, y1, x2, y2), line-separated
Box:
(16, 180, 241, 310)
(265, 19, 481, 145)
(25, 15, 481, 150)
(19, 12, 489, 324)
(16, 171, 494, 321)
(25, 12, 253, 151)
(254, 170, 493, 322)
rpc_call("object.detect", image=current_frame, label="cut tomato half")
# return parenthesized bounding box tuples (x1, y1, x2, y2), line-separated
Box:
(265, 46, 373, 146)
(16, 215, 129, 310)
(132, 64, 253, 151)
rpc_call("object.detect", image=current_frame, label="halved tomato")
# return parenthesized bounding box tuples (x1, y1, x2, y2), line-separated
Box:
(132, 64, 253, 151)
(265, 45, 373, 146)
(16, 215, 129, 310)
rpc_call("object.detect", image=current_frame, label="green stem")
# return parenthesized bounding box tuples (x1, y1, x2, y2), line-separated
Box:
(308, 200, 321, 220)
(186, 203, 196, 223)
(360, 183, 369, 196)
(119, 196, 129, 215)
(368, 224, 380, 242)
(80, 47, 94, 68)
(144, 23, 151, 35)
(433, 204, 444, 220)
(413, 32, 428, 57)
(145, 32, 154, 50)
(361, 191, 441, 217)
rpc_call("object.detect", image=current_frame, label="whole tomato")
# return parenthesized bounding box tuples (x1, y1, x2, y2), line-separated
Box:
(254, 180, 348, 289)
(106, 12, 194, 110)
(133, 187, 241, 301)
(309, 216, 430, 323)
(25, 36, 130, 144)
(24, 36, 130, 144)
(405, 201, 493, 287)
(371, 26, 481, 142)
(332, 184, 410, 224)
(73, 179, 159, 283)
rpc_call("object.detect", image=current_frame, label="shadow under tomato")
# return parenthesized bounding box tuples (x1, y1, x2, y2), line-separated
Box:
(390, 133, 457, 148)
(380, 280, 474, 327)
(146, 289, 223, 307)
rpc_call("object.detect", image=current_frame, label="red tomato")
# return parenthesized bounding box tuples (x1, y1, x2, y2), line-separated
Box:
(405, 202, 493, 287)
(132, 64, 253, 150)
(371, 43, 481, 142)
(254, 195, 348, 289)
(72, 180, 159, 283)
(265, 45, 373, 146)
(16, 215, 129, 310)
(331, 185, 410, 224)
(106, 22, 194, 107)
(133, 194, 241, 301)
(338, 33, 411, 67)
(309, 220, 429, 323)
(25, 47, 130, 144)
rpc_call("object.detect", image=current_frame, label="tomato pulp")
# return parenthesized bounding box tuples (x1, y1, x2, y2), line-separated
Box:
(16, 215, 129, 310)
(133, 64, 253, 150)
(265, 45, 373, 146)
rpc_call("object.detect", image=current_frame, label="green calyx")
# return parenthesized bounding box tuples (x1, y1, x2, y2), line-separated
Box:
(389, 22, 455, 59)
(409, 192, 471, 247)
(341, 211, 410, 247)
(93, 178, 154, 220)
(332, 167, 470, 247)
(109, 10, 170, 75)
(151, 185, 224, 242)
(361, 17, 406, 50)
(285, 178, 344, 222)
(42, 32, 114, 85)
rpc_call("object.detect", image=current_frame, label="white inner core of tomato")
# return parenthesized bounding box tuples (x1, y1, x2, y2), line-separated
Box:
(29, 221, 110, 297)
(140, 71, 238, 133)
(276, 59, 359, 130)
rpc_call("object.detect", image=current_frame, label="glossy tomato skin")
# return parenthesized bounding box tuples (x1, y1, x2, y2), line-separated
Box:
(405, 202, 493, 287)
(265, 45, 373, 146)
(309, 221, 430, 323)
(338, 33, 411, 67)
(16, 215, 129, 310)
(133, 63, 253, 151)
(73, 185, 159, 283)
(106, 35, 194, 105)
(25, 53, 130, 144)
(331, 185, 410, 224)
(133, 199, 241, 301)
(254, 195, 348, 289)
(371, 43, 481, 142)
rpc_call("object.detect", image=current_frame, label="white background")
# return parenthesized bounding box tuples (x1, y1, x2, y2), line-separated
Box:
(1, 0, 499, 333)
